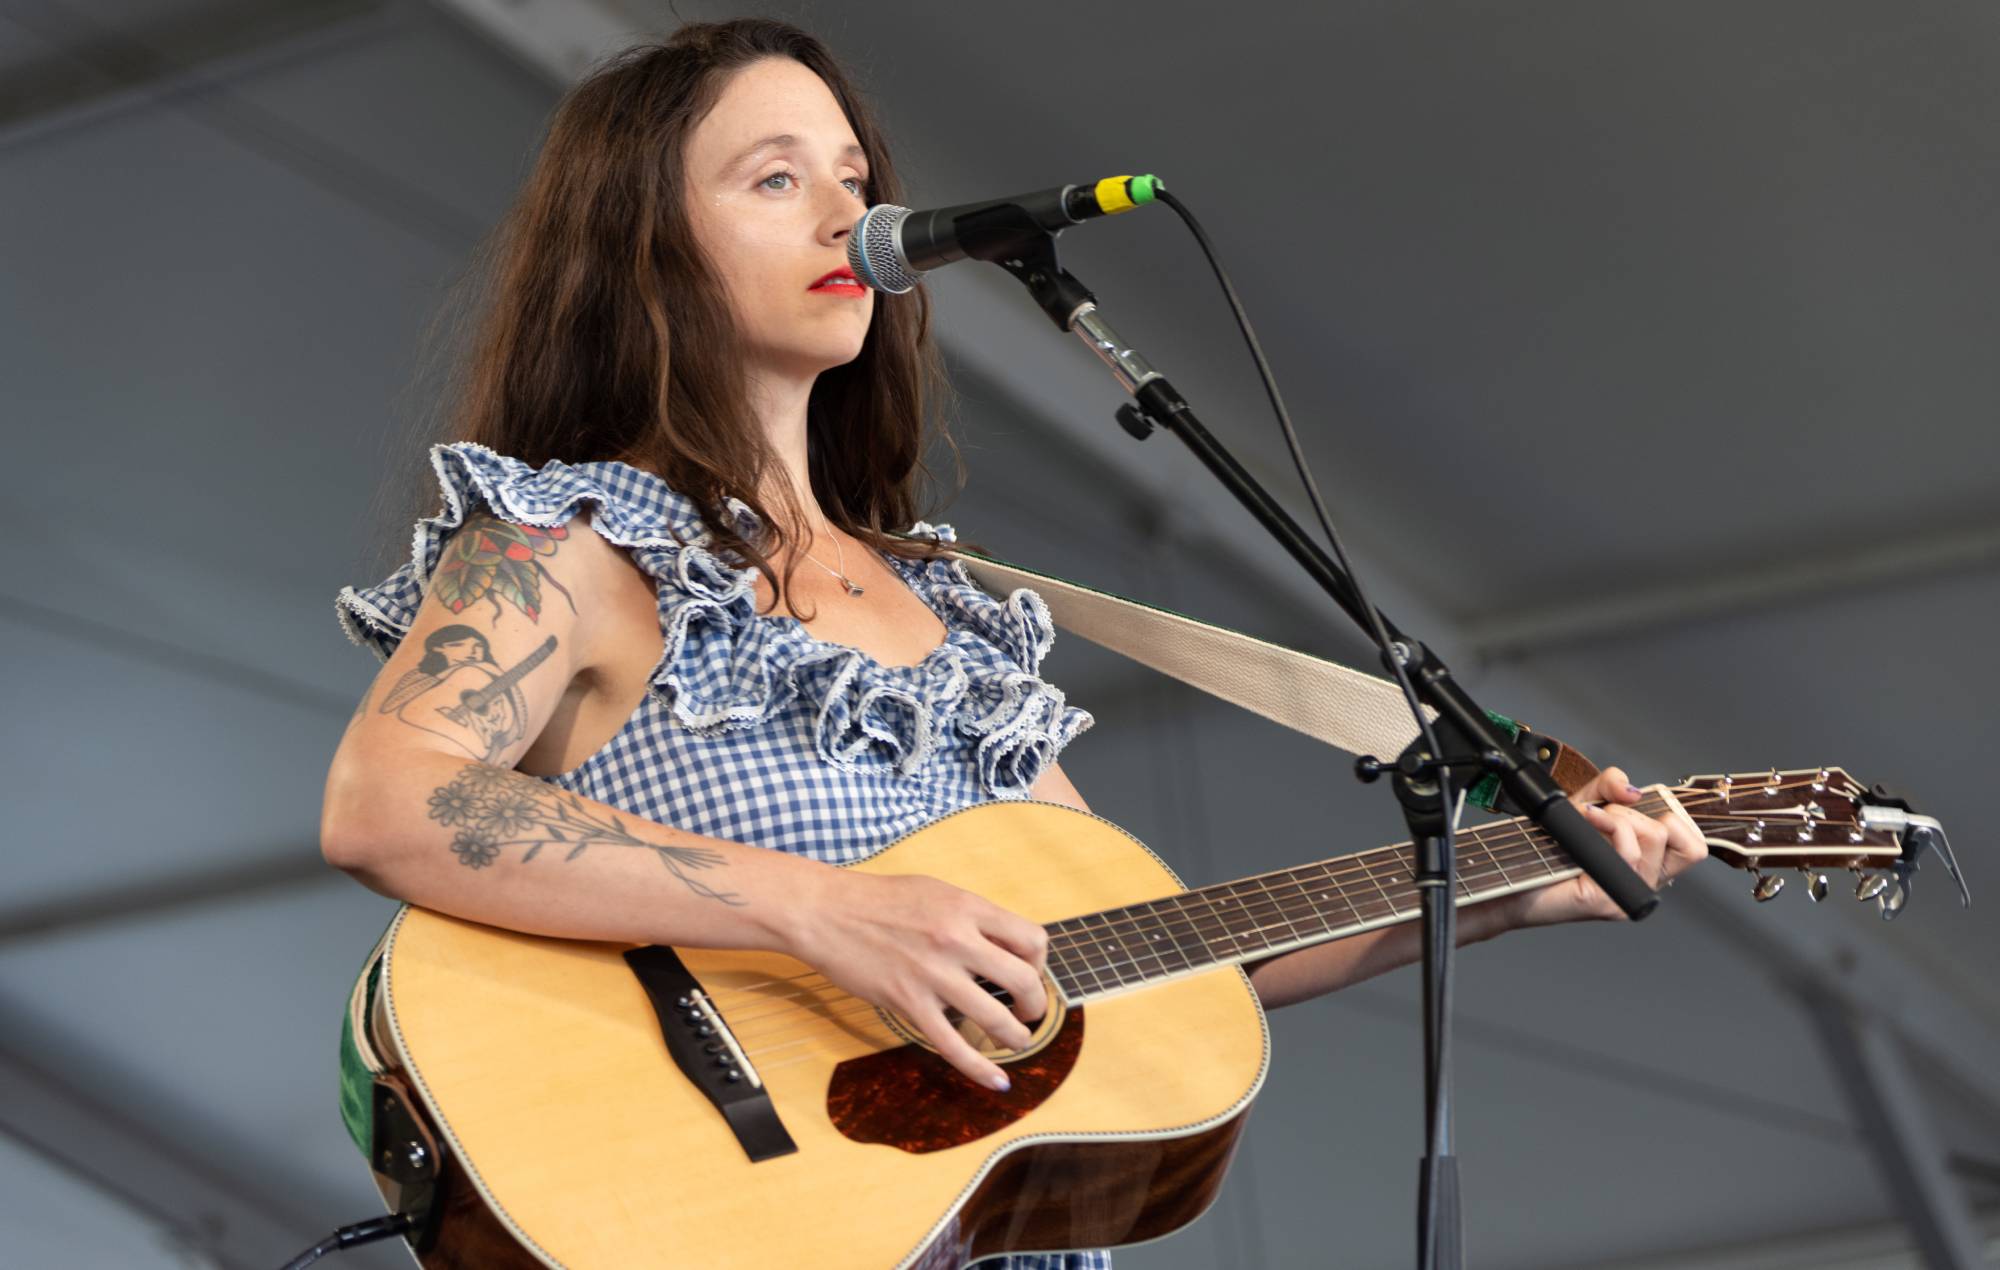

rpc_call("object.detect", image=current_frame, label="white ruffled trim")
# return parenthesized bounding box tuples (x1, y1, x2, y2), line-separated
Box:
(335, 444, 1090, 794)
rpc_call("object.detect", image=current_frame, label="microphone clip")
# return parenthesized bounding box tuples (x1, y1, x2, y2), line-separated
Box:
(970, 212, 1097, 332)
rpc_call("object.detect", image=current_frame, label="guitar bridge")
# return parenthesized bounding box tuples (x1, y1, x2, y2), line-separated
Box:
(625, 945, 798, 1163)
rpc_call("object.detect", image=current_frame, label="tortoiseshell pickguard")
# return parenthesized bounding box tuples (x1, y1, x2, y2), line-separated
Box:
(826, 1009, 1085, 1153)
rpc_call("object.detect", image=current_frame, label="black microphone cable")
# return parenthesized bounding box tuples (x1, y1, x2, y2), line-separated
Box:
(1149, 181, 1463, 1269)
(1147, 184, 1441, 762)
(276, 1210, 420, 1269)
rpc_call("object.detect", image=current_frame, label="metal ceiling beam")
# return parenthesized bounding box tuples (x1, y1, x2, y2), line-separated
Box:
(0, 0, 395, 150)
(0, 0, 479, 251)
(0, 1044, 323, 1270)
(1803, 996, 1990, 1269)
(1462, 522, 2000, 661)
(0, 592, 353, 717)
(0, 850, 336, 945)
(417, 0, 645, 83)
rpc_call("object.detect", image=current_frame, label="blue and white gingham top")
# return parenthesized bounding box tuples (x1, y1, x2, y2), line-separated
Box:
(336, 441, 1106, 1270)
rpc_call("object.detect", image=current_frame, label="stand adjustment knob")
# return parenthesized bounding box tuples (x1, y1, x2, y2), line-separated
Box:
(1115, 403, 1156, 441)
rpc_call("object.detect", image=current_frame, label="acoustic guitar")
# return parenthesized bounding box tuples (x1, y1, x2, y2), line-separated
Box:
(355, 766, 1961, 1268)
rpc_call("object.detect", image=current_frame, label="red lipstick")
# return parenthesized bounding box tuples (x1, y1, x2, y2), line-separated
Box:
(809, 266, 866, 295)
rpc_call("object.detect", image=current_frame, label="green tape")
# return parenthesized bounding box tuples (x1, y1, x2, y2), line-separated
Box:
(1129, 174, 1160, 204)
(336, 954, 382, 1158)
(1467, 709, 1521, 813)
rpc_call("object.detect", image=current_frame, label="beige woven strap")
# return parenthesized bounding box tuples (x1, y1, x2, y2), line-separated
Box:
(954, 552, 1433, 761)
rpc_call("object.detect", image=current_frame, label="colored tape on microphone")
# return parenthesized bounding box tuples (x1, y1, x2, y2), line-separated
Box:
(1093, 174, 1160, 214)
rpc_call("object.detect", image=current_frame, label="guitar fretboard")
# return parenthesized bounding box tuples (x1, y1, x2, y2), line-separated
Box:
(1041, 799, 1666, 1002)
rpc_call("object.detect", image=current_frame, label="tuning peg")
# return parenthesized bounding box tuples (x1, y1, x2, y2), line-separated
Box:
(1799, 868, 1828, 902)
(1751, 870, 1785, 902)
(1854, 872, 1890, 902)
(1878, 879, 1909, 919)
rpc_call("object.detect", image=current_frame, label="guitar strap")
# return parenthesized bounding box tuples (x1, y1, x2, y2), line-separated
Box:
(950, 549, 1433, 763)
(951, 549, 1605, 807)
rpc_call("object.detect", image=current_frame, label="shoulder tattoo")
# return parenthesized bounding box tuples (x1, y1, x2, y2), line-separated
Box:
(434, 511, 578, 623)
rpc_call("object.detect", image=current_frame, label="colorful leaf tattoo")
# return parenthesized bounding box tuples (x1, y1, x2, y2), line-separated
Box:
(427, 764, 743, 906)
(434, 513, 577, 623)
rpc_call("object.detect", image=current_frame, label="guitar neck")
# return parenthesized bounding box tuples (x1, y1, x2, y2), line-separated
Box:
(463, 636, 557, 709)
(1043, 793, 1676, 1003)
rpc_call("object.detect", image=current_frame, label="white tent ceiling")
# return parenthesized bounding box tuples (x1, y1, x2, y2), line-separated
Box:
(2, 1, 1995, 1266)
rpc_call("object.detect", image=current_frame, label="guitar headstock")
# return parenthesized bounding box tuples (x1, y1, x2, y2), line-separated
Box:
(1671, 767, 1967, 919)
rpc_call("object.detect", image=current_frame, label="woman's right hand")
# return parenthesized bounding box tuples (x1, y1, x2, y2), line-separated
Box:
(783, 869, 1051, 1091)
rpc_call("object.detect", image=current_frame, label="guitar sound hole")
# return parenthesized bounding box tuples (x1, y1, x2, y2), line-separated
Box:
(900, 970, 1064, 1061)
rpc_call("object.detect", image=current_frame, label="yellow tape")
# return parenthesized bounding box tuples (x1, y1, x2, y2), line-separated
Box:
(1094, 175, 1136, 214)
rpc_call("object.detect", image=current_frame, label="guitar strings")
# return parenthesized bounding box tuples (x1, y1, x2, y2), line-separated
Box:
(703, 821, 1565, 1026)
(734, 802, 1868, 1060)
(703, 782, 1850, 1022)
(703, 799, 1631, 1012)
(732, 798, 1868, 1072)
(738, 828, 1621, 1076)
(744, 799, 1876, 1080)
(710, 780, 1797, 1010)
(725, 832, 1588, 1058)
(704, 779, 1850, 1023)
(711, 790, 1704, 1017)
(724, 831, 1567, 1048)
(699, 829, 1491, 1019)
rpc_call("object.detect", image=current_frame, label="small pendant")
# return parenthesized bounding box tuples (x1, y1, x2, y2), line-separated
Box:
(842, 579, 866, 597)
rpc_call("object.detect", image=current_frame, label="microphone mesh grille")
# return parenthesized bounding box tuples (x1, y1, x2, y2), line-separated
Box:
(848, 205, 920, 295)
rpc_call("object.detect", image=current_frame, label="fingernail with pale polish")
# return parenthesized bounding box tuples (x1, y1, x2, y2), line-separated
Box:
(1626, 785, 1644, 798)
(990, 1073, 1012, 1093)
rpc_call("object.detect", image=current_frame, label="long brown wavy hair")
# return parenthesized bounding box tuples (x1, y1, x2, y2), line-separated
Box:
(407, 18, 957, 610)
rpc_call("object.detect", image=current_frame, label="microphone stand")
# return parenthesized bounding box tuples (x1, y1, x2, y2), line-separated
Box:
(948, 205, 1659, 1270)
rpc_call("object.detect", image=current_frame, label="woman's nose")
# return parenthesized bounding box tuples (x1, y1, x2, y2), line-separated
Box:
(822, 205, 855, 243)
(820, 182, 866, 240)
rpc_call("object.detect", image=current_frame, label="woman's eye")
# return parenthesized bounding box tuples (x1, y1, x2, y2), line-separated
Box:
(758, 170, 867, 197)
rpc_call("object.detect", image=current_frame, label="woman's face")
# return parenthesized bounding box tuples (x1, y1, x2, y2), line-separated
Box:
(682, 57, 875, 383)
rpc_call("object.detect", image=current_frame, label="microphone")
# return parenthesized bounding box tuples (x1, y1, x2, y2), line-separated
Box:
(847, 174, 1161, 294)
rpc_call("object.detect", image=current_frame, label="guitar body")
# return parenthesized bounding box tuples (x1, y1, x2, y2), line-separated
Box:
(372, 802, 1271, 1268)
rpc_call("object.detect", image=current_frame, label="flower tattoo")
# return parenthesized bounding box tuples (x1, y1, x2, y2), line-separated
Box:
(425, 765, 741, 904)
(450, 831, 501, 869)
(427, 784, 482, 826)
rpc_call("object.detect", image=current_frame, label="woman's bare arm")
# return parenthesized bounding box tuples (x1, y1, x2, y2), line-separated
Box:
(321, 511, 1046, 1088)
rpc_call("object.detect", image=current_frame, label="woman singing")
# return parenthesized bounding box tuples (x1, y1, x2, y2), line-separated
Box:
(321, 18, 1705, 1269)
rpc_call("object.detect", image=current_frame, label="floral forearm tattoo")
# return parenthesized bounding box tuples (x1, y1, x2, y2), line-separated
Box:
(427, 764, 743, 906)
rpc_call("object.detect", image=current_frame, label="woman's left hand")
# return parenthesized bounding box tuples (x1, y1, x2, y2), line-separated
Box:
(1487, 765, 1710, 929)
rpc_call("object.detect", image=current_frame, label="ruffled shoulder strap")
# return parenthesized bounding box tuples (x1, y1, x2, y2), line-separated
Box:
(886, 522, 1093, 798)
(333, 441, 751, 661)
(335, 464, 1090, 800)
(891, 521, 1057, 675)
